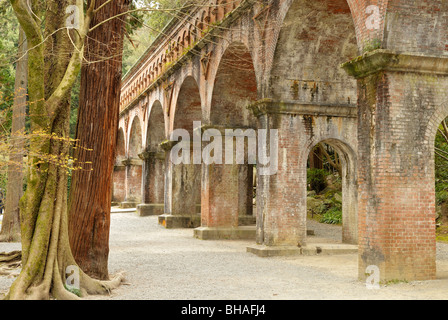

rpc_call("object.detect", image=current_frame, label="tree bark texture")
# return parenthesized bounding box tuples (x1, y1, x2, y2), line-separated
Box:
(0, 27, 27, 242)
(68, 0, 130, 280)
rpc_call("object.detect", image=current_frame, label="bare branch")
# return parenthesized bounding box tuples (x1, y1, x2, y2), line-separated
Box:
(89, 3, 195, 33)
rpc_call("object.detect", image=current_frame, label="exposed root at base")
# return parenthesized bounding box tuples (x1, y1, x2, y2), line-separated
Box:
(0, 251, 22, 277)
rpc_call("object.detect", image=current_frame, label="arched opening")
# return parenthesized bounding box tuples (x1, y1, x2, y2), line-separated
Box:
(126, 116, 143, 204)
(211, 42, 258, 128)
(139, 101, 166, 216)
(174, 76, 202, 133)
(271, 0, 358, 245)
(129, 116, 142, 159)
(165, 76, 202, 227)
(434, 116, 448, 242)
(116, 128, 126, 161)
(147, 101, 165, 151)
(306, 140, 357, 245)
(270, 0, 358, 105)
(198, 42, 258, 238)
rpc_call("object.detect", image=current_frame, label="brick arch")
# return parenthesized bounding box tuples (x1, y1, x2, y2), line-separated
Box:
(268, 0, 358, 105)
(425, 102, 448, 148)
(128, 115, 143, 158)
(306, 136, 358, 244)
(181, 29, 188, 48)
(116, 127, 126, 160)
(146, 100, 166, 150)
(422, 99, 448, 182)
(208, 41, 258, 128)
(167, 75, 202, 222)
(189, 23, 198, 45)
(171, 75, 203, 133)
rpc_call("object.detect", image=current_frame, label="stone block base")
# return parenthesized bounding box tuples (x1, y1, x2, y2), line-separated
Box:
(137, 204, 164, 217)
(247, 243, 358, 257)
(246, 245, 302, 257)
(120, 201, 139, 209)
(238, 215, 256, 226)
(158, 214, 201, 229)
(194, 226, 256, 240)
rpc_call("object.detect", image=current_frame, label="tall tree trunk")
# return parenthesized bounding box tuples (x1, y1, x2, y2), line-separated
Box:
(0, 27, 27, 243)
(68, 0, 130, 280)
(308, 146, 323, 170)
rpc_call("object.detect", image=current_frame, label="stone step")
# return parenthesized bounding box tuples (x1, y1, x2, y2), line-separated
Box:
(247, 243, 358, 257)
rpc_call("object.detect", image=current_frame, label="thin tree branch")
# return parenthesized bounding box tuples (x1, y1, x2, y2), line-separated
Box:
(436, 150, 448, 162)
(89, 4, 195, 33)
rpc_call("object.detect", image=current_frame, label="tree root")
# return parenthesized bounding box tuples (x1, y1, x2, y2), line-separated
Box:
(0, 251, 22, 276)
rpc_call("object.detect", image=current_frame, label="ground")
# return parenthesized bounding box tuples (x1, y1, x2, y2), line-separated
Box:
(1, 211, 448, 300)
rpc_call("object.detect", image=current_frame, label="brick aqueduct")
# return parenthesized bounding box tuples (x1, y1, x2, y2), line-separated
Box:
(113, 0, 448, 282)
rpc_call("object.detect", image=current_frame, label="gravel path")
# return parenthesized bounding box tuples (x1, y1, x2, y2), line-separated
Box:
(2, 212, 448, 300)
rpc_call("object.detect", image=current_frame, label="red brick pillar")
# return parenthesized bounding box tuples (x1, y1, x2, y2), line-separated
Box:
(201, 161, 240, 228)
(121, 158, 142, 208)
(136, 148, 165, 216)
(343, 50, 448, 282)
(158, 140, 201, 228)
(195, 125, 255, 240)
(251, 108, 307, 249)
(112, 163, 126, 205)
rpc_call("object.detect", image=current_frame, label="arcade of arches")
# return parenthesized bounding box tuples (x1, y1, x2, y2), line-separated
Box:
(114, 0, 448, 283)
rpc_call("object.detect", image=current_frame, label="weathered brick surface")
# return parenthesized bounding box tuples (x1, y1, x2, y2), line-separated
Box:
(126, 163, 142, 203)
(253, 104, 358, 247)
(113, 0, 448, 281)
(356, 70, 448, 281)
(112, 165, 126, 203)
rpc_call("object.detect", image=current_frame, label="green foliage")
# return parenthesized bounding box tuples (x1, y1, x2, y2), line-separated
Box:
(434, 118, 448, 227)
(0, 170, 7, 197)
(363, 38, 382, 53)
(320, 206, 342, 225)
(0, 1, 19, 129)
(64, 284, 81, 297)
(310, 191, 343, 225)
(434, 120, 448, 209)
(307, 168, 328, 194)
(122, 0, 185, 74)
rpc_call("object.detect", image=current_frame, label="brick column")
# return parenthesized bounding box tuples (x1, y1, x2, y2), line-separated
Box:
(342, 50, 448, 282)
(120, 158, 143, 208)
(251, 105, 307, 251)
(112, 163, 126, 206)
(136, 148, 165, 217)
(158, 140, 201, 228)
(194, 125, 255, 240)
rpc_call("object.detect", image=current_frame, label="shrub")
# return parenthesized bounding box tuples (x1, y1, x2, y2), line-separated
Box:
(307, 168, 328, 194)
(320, 207, 342, 225)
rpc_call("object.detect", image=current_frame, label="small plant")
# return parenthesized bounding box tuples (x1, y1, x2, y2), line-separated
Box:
(363, 38, 382, 53)
(385, 279, 408, 285)
(307, 168, 328, 194)
(320, 207, 342, 225)
(64, 284, 81, 297)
